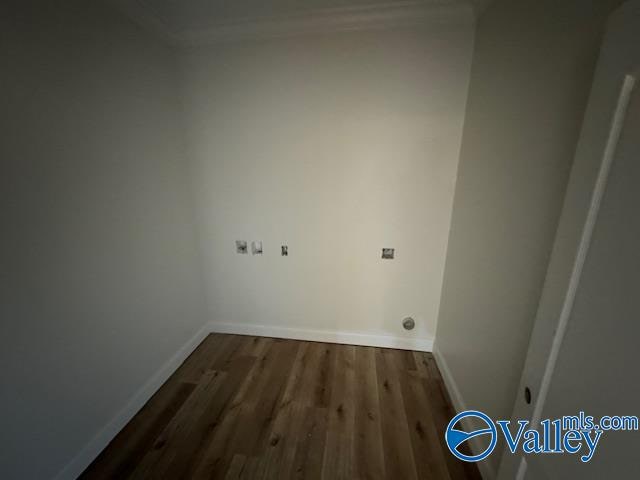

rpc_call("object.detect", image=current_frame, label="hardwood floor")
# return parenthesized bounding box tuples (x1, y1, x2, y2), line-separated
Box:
(81, 334, 481, 479)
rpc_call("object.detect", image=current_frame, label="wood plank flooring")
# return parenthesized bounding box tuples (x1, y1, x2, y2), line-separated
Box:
(80, 334, 481, 479)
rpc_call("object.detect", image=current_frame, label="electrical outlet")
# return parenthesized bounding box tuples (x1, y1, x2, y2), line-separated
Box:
(382, 248, 395, 259)
(252, 241, 263, 255)
(281, 245, 288, 256)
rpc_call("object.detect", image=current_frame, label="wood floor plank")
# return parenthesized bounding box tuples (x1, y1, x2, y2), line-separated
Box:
(412, 350, 431, 378)
(191, 339, 299, 478)
(165, 355, 257, 479)
(79, 380, 196, 480)
(259, 345, 315, 479)
(81, 335, 481, 480)
(226, 336, 275, 412)
(321, 344, 356, 479)
(287, 342, 333, 408)
(241, 339, 300, 457)
(375, 348, 419, 480)
(423, 352, 444, 380)
(353, 346, 385, 480)
(279, 341, 310, 407)
(128, 369, 229, 479)
(237, 335, 272, 357)
(224, 454, 247, 480)
(257, 401, 305, 479)
(177, 333, 226, 383)
(391, 352, 452, 480)
(211, 334, 247, 371)
(189, 403, 248, 479)
(290, 406, 328, 479)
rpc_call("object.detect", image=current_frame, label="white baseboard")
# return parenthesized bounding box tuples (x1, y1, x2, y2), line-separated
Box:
(53, 323, 212, 480)
(208, 321, 434, 352)
(433, 345, 497, 480)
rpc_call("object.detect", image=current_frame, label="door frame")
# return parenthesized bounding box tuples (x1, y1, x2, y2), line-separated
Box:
(497, 2, 640, 478)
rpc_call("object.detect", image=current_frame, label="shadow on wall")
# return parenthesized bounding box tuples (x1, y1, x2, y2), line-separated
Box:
(1, 1, 206, 478)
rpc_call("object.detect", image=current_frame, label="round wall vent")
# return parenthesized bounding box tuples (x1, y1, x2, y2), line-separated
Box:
(402, 317, 415, 331)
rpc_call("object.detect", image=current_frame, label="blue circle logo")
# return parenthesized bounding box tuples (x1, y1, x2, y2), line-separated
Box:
(445, 410, 497, 462)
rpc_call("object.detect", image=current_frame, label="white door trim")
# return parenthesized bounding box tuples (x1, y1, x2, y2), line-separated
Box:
(530, 74, 636, 428)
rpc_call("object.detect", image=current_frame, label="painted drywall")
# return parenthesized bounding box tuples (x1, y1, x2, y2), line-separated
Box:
(179, 22, 474, 345)
(434, 0, 625, 474)
(0, 1, 206, 478)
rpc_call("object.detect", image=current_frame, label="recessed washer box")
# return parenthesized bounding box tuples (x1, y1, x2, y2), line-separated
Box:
(236, 240, 248, 254)
(382, 248, 395, 259)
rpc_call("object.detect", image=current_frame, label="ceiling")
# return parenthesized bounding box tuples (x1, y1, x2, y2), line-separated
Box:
(111, 0, 493, 46)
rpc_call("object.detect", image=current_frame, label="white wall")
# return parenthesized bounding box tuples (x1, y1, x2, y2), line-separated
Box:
(180, 23, 474, 346)
(433, 0, 624, 475)
(0, 2, 206, 478)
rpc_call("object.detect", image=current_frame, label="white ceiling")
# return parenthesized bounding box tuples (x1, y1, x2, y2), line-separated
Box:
(112, 0, 493, 46)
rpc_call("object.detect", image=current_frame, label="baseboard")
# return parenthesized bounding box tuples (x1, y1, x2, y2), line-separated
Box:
(208, 321, 434, 352)
(53, 323, 212, 480)
(433, 345, 497, 480)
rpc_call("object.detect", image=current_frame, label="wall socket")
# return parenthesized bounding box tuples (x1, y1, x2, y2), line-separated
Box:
(382, 248, 395, 259)
(281, 245, 288, 256)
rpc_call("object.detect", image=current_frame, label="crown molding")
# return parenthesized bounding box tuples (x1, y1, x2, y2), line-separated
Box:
(112, 1, 475, 47)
